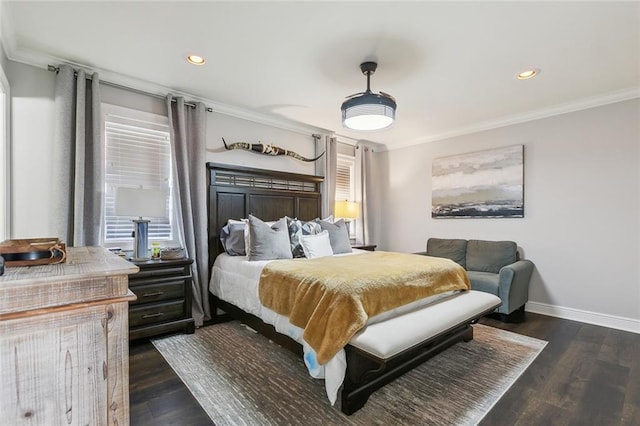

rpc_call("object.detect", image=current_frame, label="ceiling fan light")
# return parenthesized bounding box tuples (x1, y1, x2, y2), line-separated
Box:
(341, 61, 397, 131)
(341, 93, 396, 131)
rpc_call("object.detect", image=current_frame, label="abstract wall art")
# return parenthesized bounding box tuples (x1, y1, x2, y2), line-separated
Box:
(432, 145, 524, 218)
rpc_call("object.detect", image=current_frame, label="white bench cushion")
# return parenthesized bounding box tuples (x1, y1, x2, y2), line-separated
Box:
(349, 290, 501, 359)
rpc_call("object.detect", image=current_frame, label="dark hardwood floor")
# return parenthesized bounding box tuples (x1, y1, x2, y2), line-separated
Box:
(129, 312, 640, 425)
(129, 341, 214, 425)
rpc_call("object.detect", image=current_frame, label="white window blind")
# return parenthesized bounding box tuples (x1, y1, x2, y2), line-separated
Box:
(103, 104, 174, 245)
(336, 154, 355, 202)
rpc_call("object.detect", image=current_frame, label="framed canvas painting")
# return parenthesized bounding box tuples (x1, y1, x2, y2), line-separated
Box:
(432, 145, 524, 218)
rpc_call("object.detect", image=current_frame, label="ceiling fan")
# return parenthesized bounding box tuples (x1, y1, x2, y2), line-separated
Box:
(341, 61, 397, 131)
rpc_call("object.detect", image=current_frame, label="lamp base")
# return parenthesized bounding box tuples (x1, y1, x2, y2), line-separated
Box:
(132, 219, 150, 260)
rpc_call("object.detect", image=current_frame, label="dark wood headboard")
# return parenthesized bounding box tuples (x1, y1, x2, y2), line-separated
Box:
(206, 162, 324, 269)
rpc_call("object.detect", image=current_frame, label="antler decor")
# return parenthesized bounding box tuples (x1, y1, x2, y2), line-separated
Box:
(222, 138, 325, 162)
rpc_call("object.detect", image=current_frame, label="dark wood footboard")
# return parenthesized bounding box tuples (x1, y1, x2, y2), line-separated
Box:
(340, 323, 473, 414)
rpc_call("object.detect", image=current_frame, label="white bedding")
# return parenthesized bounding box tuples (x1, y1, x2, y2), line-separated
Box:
(209, 251, 461, 405)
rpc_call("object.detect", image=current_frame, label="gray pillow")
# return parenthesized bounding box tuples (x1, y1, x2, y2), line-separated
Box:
(426, 238, 468, 268)
(248, 215, 293, 261)
(466, 240, 517, 273)
(316, 218, 352, 254)
(287, 217, 322, 258)
(220, 221, 246, 256)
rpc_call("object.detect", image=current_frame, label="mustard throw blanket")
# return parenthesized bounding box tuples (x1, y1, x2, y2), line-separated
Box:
(258, 251, 470, 364)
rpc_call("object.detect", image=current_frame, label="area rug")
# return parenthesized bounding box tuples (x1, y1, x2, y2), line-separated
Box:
(152, 322, 546, 425)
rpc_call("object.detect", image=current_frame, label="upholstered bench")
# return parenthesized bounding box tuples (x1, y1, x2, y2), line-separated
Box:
(417, 238, 534, 322)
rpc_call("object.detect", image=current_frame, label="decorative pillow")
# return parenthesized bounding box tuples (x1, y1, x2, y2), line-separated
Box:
(247, 215, 293, 261)
(244, 217, 275, 253)
(300, 230, 333, 259)
(322, 214, 334, 223)
(287, 217, 322, 258)
(219, 220, 247, 256)
(316, 218, 352, 254)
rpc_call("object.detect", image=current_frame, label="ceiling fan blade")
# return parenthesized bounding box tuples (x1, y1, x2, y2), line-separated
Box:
(344, 91, 365, 100)
(379, 91, 396, 102)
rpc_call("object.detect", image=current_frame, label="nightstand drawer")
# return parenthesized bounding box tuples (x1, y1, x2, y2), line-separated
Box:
(129, 300, 185, 327)
(133, 266, 189, 280)
(129, 280, 185, 306)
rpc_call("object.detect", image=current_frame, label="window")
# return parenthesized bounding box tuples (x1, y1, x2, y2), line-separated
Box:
(102, 104, 176, 248)
(336, 154, 356, 236)
(336, 154, 355, 202)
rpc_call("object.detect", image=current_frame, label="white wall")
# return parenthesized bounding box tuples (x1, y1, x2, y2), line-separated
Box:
(6, 61, 56, 238)
(7, 60, 318, 238)
(375, 99, 640, 330)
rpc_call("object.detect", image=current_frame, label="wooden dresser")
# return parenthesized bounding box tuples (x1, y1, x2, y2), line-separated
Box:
(0, 247, 138, 425)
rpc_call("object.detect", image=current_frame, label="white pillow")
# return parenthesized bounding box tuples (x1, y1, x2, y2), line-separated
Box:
(300, 230, 334, 259)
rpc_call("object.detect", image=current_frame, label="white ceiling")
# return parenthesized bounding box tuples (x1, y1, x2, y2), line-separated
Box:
(2, 1, 639, 149)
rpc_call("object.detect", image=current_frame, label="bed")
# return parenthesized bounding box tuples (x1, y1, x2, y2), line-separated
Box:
(206, 162, 501, 415)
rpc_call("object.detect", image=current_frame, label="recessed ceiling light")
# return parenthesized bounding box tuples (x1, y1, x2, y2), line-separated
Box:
(516, 68, 540, 80)
(186, 55, 206, 66)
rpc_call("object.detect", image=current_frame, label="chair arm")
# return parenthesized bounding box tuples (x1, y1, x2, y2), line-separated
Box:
(498, 259, 534, 314)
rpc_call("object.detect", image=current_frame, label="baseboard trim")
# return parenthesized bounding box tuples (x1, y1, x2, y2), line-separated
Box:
(526, 301, 640, 334)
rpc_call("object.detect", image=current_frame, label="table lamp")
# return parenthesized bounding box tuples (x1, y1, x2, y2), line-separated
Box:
(115, 187, 167, 260)
(334, 200, 359, 238)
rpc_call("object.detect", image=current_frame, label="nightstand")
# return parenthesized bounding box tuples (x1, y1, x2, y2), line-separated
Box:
(128, 257, 195, 341)
(352, 244, 377, 251)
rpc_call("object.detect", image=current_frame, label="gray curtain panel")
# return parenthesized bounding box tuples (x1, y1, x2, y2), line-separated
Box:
(315, 135, 337, 218)
(52, 64, 102, 246)
(166, 95, 209, 326)
(355, 143, 374, 245)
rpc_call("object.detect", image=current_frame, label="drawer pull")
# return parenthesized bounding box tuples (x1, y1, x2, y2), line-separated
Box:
(142, 291, 165, 298)
(142, 313, 165, 319)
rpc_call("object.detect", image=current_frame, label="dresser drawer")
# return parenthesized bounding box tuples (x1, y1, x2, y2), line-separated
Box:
(129, 280, 185, 306)
(129, 300, 185, 327)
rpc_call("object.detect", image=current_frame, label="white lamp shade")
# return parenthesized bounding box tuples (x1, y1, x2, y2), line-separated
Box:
(334, 200, 360, 220)
(115, 187, 167, 218)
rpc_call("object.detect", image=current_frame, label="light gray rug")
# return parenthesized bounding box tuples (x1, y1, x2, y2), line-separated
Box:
(152, 322, 546, 425)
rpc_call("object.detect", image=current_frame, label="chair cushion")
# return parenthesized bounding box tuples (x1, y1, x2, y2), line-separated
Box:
(466, 240, 517, 273)
(426, 238, 468, 268)
(467, 271, 500, 296)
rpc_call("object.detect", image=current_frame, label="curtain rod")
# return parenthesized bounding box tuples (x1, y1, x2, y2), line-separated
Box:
(47, 65, 213, 112)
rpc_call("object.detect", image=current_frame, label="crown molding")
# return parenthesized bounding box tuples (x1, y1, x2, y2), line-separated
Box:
(5, 45, 331, 138)
(383, 87, 640, 152)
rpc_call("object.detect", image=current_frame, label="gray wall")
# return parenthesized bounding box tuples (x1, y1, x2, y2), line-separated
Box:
(374, 99, 640, 328)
